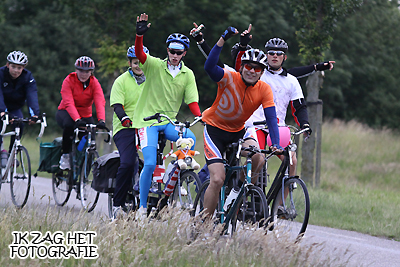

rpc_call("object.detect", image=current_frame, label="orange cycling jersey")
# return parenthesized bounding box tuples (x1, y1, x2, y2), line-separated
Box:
(202, 70, 275, 132)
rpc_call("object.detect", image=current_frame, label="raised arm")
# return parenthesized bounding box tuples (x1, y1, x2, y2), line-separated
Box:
(190, 23, 224, 68)
(288, 61, 336, 78)
(204, 27, 238, 82)
(135, 13, 152, 64)
(231, 24, 253, 71)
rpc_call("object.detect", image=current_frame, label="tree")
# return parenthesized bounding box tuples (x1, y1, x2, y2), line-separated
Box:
(322, 0, 400, 130)
(289, 0, 362, 186)
(0, 0, 97, 131)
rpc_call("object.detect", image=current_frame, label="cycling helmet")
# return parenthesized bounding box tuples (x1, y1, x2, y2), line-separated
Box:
(75, 56, 95, 70)
(166, 33, 190, 50)
(7, 51, 28, 65)
(265, 38, 288, 53)
(127, 45, 149, 58)
(241, 49, 268, 69)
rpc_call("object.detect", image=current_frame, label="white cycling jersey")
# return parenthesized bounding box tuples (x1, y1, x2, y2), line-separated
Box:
(245, 68, 304, 129)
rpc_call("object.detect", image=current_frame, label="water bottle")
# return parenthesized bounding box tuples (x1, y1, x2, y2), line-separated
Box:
(77, 135, 87, 152)
(1, 149, 7, 168)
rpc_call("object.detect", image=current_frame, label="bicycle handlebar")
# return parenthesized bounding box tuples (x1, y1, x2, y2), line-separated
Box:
(144, 113, 203, 131)
(0, 113, 47, 138)
(252, 120, 310, 136)
(74, 124, 112, 143)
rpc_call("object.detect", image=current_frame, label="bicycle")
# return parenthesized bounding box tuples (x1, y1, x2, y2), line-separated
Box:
(52, 123, 111, 212)
(107, 113, 203, 219)
(253, 122, 311, 242)
(191, 139, 270, 235)
(0, 113, 47, 208)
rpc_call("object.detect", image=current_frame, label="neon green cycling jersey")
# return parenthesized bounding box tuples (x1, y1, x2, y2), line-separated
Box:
(110, 70, 143, 136)
(132, 54, 199, 129)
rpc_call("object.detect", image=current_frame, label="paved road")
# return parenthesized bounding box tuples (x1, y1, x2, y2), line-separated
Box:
(1, 176, 400, 266)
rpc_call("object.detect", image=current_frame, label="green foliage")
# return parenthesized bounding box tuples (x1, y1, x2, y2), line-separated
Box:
(94, 37, 129, 77)
(322, 0, 400, 129)
(289, 0, 362, 64)
(1, 0, 400, 130)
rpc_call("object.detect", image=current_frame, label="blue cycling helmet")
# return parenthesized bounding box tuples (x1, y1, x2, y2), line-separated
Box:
(166, 33, 190, 50)
(127, 45, 149, 58)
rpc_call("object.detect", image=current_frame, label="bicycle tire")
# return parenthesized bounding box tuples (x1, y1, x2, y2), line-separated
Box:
(270, 177, 310, 242)
(10, 146, 31, 208)
(190, 179, 210, 217)
(80, 150, 100, 212)
(171, 170, 202, 210)
(108, 193, 114, 218)
(230, 185, 269, 234)
(52, 168, 72, 206)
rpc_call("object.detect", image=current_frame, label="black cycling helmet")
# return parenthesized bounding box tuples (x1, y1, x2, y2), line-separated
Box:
(265, 38, 288, 53)
(75, 56, 95, 70)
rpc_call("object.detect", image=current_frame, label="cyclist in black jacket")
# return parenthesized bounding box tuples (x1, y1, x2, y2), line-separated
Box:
(0, 51, 40, 151)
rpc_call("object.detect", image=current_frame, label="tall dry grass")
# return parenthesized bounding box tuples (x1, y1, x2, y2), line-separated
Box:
(0, 204, 349, 266)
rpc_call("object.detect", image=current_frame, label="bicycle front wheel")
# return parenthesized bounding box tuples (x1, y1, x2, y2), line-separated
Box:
(52, 169, 72, 206)
(10, 146, 31, 208)
(171, 170, 202, 210)
(80, 150, 100, 212)
(190, 179, 209, 217)
(230, 185, 269, 234)
(271, 177, 310, 242)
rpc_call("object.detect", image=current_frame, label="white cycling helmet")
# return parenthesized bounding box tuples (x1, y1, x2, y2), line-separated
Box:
(241, 49, 268, 69)
(7, 51, 28, 65)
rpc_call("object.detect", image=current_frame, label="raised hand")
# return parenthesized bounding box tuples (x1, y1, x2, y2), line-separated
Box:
(240, 24, 252, 47)
(221, 26, 238, 41)
(190, 22, 204, 43)
(136, 13, 151, 36)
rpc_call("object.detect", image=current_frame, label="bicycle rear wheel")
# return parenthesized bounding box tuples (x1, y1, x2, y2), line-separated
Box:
(80, 150, 100, 212)
(10, 146, 31, 208)
(171, 170, 202, 210)
(270, 177, 310, 242)
(52, 168, 72, 206)
(230, 185, 269, 233)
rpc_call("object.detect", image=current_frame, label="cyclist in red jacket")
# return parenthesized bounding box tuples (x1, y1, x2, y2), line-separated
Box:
(56, 56, 106, 170)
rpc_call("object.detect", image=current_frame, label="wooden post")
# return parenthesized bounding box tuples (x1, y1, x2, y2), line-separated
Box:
(315, 99, 323, 187)
(301, 71, 323, 187)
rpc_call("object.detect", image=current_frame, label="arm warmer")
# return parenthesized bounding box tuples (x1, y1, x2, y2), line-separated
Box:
(188, 102, 201, 117)
(135, 35, 147, 64)
(263, 106, 280, 147)
(290, 98, 309, 127)
(287, 65, 315, 79)
(204, 44, 224, 82)
(198, 41, 224, 68)
(113, 103, 129, 122)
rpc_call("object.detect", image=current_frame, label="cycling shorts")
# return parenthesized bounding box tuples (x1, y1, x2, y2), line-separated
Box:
(203, 124, 255, 165)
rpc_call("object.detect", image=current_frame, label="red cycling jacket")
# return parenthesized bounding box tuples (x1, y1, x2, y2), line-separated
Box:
(57, 72, 106, 121)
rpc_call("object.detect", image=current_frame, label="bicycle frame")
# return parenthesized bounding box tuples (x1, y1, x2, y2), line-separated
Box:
(73, 125, 111, 185)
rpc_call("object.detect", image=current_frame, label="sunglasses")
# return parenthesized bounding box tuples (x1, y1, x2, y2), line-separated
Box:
(244, 63, 263, 73)
(267, 51, 285, 56)
(169, 49, 185, 55)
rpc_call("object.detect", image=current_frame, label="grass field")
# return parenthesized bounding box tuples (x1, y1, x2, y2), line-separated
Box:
(0, 119, 398, 265)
